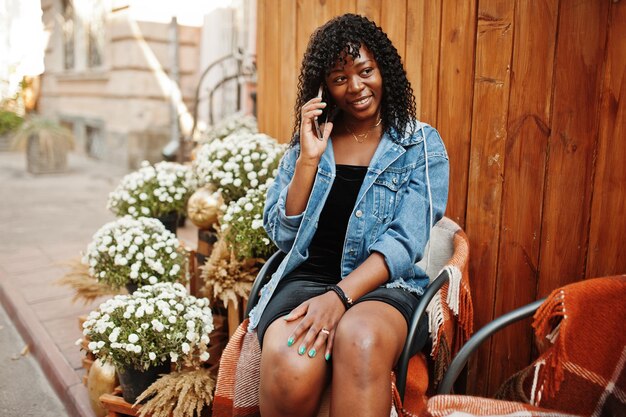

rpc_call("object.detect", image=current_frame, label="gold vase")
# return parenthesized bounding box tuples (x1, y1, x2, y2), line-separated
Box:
(87, 359, 118, 417)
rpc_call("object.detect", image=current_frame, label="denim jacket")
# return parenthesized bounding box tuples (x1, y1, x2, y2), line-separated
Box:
(248, 121, 449, 330)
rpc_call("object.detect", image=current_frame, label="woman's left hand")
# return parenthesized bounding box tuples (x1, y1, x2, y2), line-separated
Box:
(284, 291, 346, 360)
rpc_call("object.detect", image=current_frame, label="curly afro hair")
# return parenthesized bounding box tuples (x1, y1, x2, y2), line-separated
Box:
(291, 13, 417, 145)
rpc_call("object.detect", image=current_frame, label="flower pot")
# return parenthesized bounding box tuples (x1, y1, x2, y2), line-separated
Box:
(27, 133, 68, 174)
(157, 211, 179, 235)
(117, 362, 170, 404)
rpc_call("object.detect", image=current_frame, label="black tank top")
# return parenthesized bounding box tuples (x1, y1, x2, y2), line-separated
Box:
(295, 164, 367, 277)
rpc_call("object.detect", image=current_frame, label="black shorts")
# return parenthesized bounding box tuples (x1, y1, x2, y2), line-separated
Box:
(255, 269, 429, 356)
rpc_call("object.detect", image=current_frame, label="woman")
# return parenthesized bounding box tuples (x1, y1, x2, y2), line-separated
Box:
(249, 14, 449, 417)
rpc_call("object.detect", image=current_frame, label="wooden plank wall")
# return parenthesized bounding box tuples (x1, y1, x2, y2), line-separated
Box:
(256, 0, 626, 395)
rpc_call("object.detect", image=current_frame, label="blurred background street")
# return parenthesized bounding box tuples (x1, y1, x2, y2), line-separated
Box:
(0, 151, 127, 416)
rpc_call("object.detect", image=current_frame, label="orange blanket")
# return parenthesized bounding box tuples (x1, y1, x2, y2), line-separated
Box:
(529, 276, 626, 414)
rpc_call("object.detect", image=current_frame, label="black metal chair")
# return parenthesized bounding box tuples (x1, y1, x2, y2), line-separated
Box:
(437, 298, 545, 395)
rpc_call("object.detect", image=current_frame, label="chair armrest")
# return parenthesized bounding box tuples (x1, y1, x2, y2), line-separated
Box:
(437, 298, 545, 395)
(396, 269, 451, 401)
(245, 251, 286, 318)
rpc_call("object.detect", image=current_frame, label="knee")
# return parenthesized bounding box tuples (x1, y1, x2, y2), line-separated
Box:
(333, 316, 388, 376)
(260, 341, 319, 409)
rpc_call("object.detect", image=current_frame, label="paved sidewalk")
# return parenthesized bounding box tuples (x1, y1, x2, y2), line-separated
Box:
(0, 303, 69, 417)
(0, 152, 196, 417)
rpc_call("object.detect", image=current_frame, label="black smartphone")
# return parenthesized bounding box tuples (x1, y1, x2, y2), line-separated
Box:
(313, 85, 338, 141)
(313, 85, 325, 141)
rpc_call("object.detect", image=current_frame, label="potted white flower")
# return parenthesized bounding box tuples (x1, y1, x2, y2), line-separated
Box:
(82, 216, 188, 292)
(221, 181, 276, 260)
(195, 113, 258, 143)
(81, 282, 214, 403)
(193, 132, 285, 204)
(200, 182, 276, 310)
(107, 161, 197, 234)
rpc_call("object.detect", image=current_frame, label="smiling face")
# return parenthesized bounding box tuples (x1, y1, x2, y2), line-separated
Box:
(325, 45, 383, 126)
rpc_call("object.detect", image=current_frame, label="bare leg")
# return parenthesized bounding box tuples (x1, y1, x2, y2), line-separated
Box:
(330, 301, 408, 417)
(260, 316, 330, 417)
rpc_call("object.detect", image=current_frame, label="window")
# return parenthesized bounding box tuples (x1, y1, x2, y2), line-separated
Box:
(85, 1, 105, 68)
(85, 124, 105, 159)
(60, 0, 105, 71)
(61, 0, 75, 70)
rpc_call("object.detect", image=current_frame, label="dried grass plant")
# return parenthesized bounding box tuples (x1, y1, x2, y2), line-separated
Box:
(12, 116, 74, 164)
(56, 258, 123, 304)
(200, 231, 261, 308)
(135, 368, 215, 417)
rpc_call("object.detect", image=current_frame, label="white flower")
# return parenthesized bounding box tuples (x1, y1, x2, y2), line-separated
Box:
(83, 216, 186, 288)
(81, 283, 212, 370)
(192, 132, 285, 204)
(109, 328, 120, 343)
(107, 162, 195, 219)
(199, 351, 210, 362)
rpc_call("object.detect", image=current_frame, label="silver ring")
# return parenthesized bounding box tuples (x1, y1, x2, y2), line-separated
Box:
(320, 328, 330, 335)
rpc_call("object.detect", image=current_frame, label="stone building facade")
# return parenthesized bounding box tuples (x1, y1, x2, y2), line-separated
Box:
(38, 0, 254, 168)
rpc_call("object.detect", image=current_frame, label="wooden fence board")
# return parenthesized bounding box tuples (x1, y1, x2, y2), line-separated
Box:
(436, 0, 477, 228)
(295, 0, 326, 75)
(483, 0, 560, 396)
(356, 0, 382, 23)
(587, 1, 626, 278)
(538, 0, 610, 296)
(464, 0, 515, 396)
(256, 0, 269, 136)
(329, 0, 358, 19)
(405, 0, 442, 126)
(380, 0, 407, 60)
(279, 0, 298, 142)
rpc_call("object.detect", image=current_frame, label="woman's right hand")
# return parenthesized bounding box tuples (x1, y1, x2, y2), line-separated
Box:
(299, 97, 333, 162)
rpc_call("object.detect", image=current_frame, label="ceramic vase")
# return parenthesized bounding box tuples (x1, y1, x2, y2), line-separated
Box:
(87, 359, 118, 417)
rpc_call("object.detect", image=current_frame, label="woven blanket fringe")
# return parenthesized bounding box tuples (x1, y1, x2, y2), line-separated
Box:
(425, 230, 473, 389)
(532, 288, 568, 401)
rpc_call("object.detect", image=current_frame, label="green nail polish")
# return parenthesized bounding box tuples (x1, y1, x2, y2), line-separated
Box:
(298, 346, 306, 355)
(308, 348, 316, 358)
(287, 337, 294, 347)
(325, 353, 331, 361)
